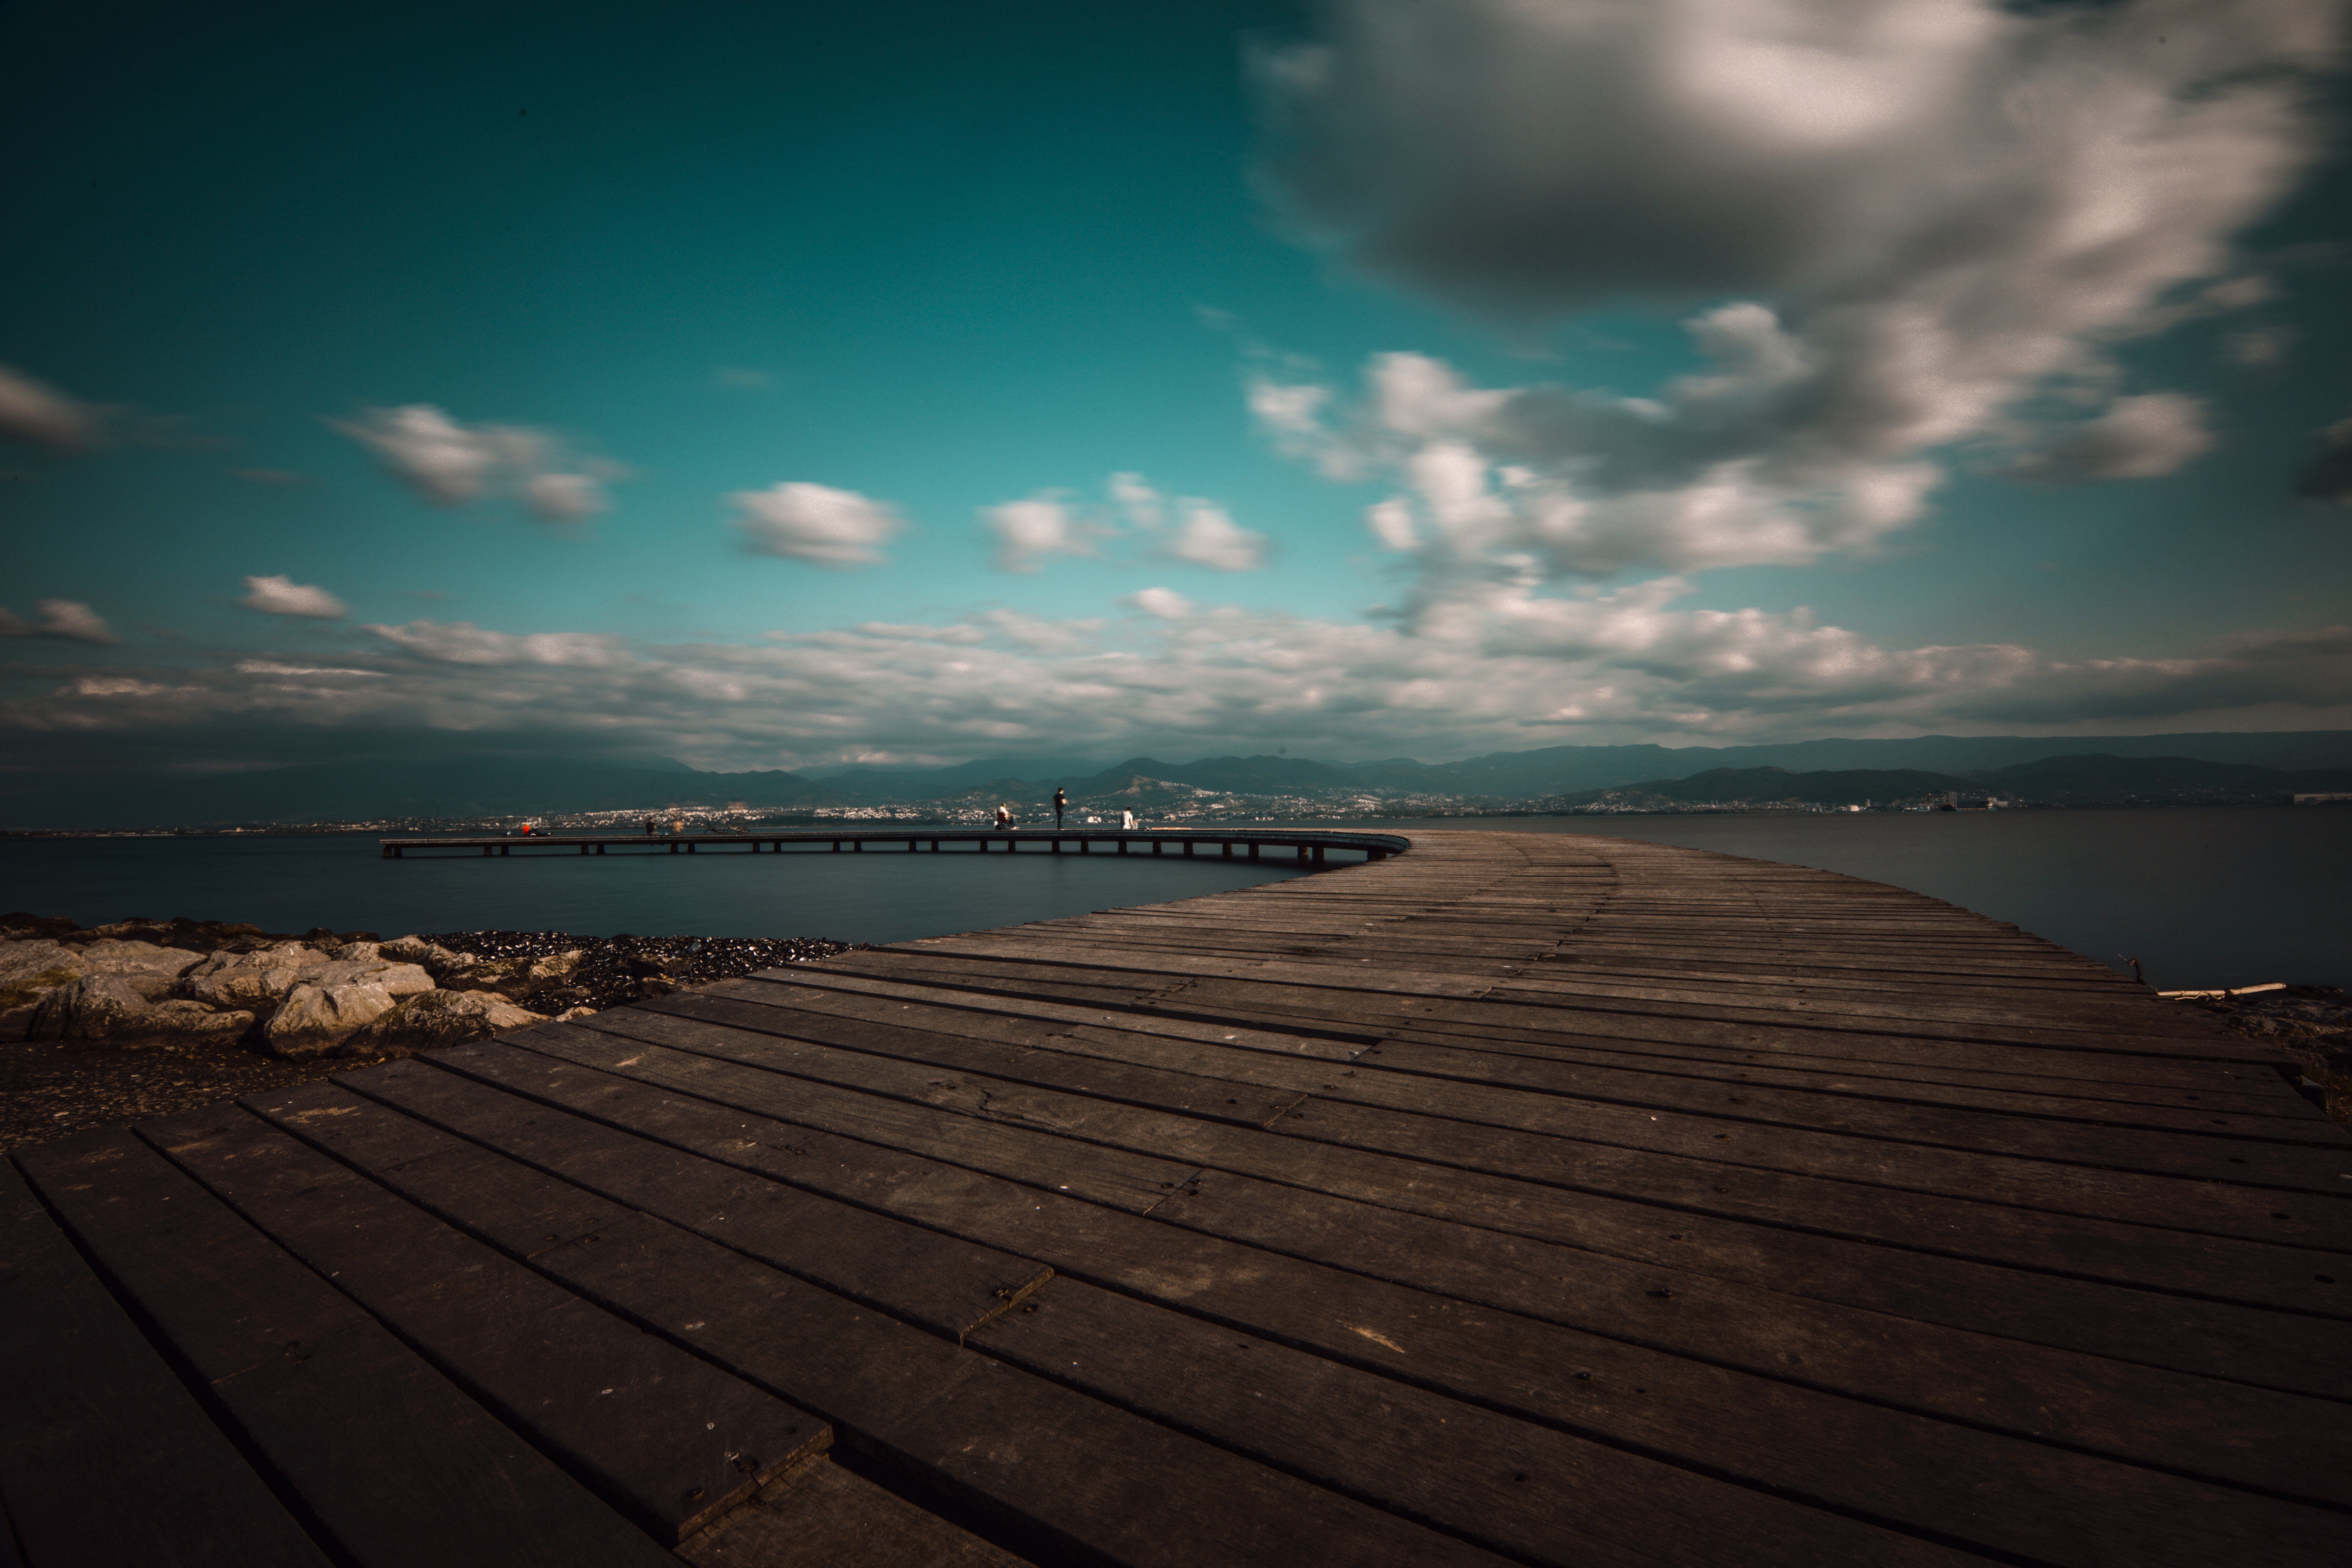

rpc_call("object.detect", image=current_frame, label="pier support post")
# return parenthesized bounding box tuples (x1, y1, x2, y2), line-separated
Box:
(1312, 844, 1325, 866)
(1248, 843, 1259, 860)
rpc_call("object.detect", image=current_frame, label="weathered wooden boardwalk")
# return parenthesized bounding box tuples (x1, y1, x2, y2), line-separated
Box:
(6, 830, 2347, 1567)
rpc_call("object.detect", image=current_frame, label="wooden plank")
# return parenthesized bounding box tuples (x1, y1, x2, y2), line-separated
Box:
(245, 1078, 1514, 1568)
(511, 1012, 2352, 1362)
(466, 1031, 2352, 1486)
(570, 996, 2351, 1262)
(141, 1106, 829, 1542)
(434, 1035, 2352, 1567)
(0, 1158, 330, 1568)
(712, 977, 2326, 1142)
(969, 1278, 1971, 1568)
(755, 965, 2284, 1106)
(336, 1056, 1055, 1343)
(676, 1459, 1030, 1568)
(652, 986, 1312, 1129)
(749, 966, 1367, 1061)
(565, 1008, 1285, 1179)
(1272, 1092, 2351, 1257)
(13, 1130, 677, 1568)
(554, 1019, 1195, 1212)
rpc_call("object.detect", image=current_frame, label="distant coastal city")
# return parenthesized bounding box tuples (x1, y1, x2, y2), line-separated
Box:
(8, 730, 2349, 838)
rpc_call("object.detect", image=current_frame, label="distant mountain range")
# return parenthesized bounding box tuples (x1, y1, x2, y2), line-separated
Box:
(4, 730, 2350, 829)
(1553, 756, 2352, 810)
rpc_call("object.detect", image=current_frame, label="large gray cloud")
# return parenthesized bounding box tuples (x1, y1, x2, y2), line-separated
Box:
(330, 404, 620, 521)
(1249, 0, 2342, 588)
(0, 365, 100, 450)
(5, 588, 2345, 769)
(0, 599, 116, 643)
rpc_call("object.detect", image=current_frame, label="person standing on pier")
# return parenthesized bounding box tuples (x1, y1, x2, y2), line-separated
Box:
(995, 802, 1013, 831)
(1053, 787, 1067, 829)
(1120, 808, 1137, 831)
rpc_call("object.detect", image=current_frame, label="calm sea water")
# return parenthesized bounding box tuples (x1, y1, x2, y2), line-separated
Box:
(0, 834, 1306, 948)
(2, 807, 2343, 988)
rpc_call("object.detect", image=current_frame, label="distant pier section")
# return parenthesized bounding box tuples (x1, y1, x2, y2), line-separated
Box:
(380, 826, 1409, 865)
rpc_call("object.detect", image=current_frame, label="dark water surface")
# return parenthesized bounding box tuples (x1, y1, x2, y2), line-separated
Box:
(0, 835, 1308, 947)
(3, 807, 2344, 987)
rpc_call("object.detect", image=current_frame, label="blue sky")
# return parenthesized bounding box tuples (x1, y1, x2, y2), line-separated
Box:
(4, 0, 2349, 774)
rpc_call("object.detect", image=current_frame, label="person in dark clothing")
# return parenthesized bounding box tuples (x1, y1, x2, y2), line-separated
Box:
(1053, 787, 1067, 829)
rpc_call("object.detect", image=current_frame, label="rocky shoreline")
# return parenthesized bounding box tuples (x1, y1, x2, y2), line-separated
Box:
(0, 913, 860, 1151)
(2171, 985, 2352, 1128)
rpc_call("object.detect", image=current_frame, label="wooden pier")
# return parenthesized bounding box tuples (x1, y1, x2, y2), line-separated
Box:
(378, 828, 1404, 864)
(6, 831, 2347, 1567)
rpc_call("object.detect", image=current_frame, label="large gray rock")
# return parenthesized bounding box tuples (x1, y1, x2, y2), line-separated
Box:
(26, 976, 254, 1045)
(336, 989, 547, 1059)
(28, 975, 153, 1040)
(180, 942, 321, 1010)
(463, 949, 583, 1003)
(379, 937, 484, 982)
(262, 981, 401, 1058)
(77, 938, 204, 998)
(304, 957, 434, 998)
(0, 938, 87, 1040)
(140, 1000, 258, 1045)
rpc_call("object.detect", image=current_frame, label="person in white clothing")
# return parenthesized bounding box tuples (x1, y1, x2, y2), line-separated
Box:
(1120, 809, 1137, 831)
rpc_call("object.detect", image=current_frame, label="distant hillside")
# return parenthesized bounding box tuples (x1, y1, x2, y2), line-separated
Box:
(10, 730, 2352, 829)
(1972, 755, 2352, 803)
(804, 731, 2352, 804)
(1559, 766, 1978, 808)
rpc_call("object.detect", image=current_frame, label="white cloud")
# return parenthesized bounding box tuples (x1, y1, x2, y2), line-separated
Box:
(0, 366, 100, 450)
(1248, 0, 2341, 588)
(730, 481, 906, 568)
(523, 471, 608, 522)
(2007, 394, 2216, 483)
(240, 575, 349, 619)
(1165, 501, 1270, 572)
(983, 492, 1096, 572)
(330, 404, 619, 520)
(60, 677, 173, 698)
(363, 619, 632, 667)
(332, 405, 500, 503)
(0, 598, 116, 643)
(1109, 472, 1165, 528)
(235, 661, 383, 677)
(1125, 587, 1194, 619)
